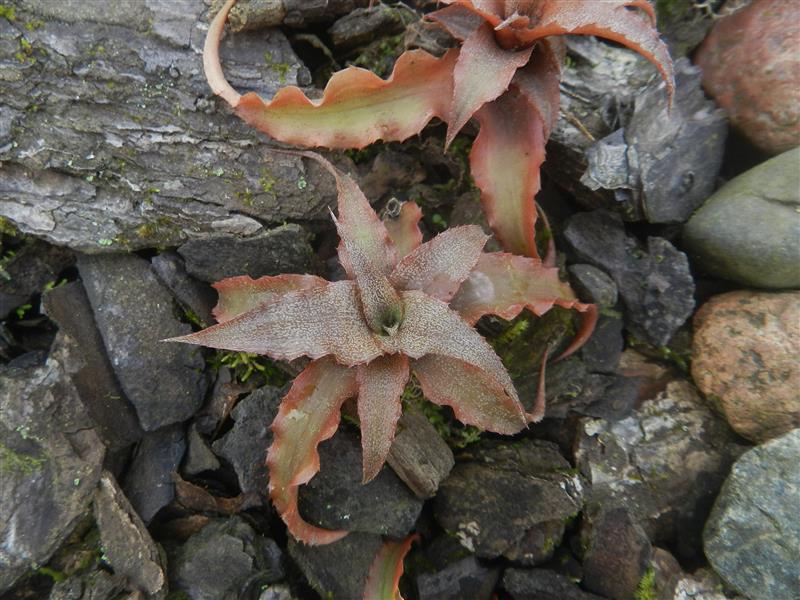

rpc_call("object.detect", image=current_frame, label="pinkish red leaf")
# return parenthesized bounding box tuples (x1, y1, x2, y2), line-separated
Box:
(267, 357, 357, 545)
(298, 151, 405, 336)
(511, 37, 564, 137)
(470, 88, 545, 258)
(390, 225, 488, 302)
(511, 1, 674, 99)
(439, 0, 505, 27)
(450, 252, 590, 325)
(446, 23, 533, 147)
(363, 534, 419, 600)
(212, 274, 327, 323)
(426, 4, 485, 41)
(356, 355, 409, 483)
(379, 290, 519, 407)
(166, 281, 383, 366)
(413, 355, 527, 433)
(204, 0, 459, 150)
(383, 201, 423, 261)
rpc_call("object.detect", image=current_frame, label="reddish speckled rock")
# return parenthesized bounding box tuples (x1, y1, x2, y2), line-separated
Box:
(695, 0, 800, 154)
(692, 291, 800, 443)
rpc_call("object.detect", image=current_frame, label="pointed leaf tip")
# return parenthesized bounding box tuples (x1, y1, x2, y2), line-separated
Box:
(267, 357, 356, 545)
(203, 0, 241, 107)
(357, 355, 409, 484)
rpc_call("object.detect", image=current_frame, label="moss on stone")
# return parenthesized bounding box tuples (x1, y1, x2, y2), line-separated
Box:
(0, 442, 45, 475)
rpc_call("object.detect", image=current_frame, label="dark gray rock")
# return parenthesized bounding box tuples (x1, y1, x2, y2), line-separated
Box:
(0, 1, 337, 252)
(47, 570, 128, 600)
(0, 333, 105, 593)
(581, 59, 727, 224)
(151, 251, 217, 328)
(123, 424, 186, 524)
(225, 0, 369, 30)
(41, 281, 142, 459)
(178, 224, 315, 283)
(0, 240, 73, 319)
(576, 381, 745, 562)
(580, 507, 652, 600)
(568, 264, 618, 307)
(288, 532, 382, 600)
(184, 422, 221, 476)
(576, 373, 640, 422)
(434, 440, 583, 563)
(503, 568, 605, 600)
(704, 429, 800, 600)
(94, 471, 167, 596)
(299, 427, 423, 537)
(213, 386, 283, 495)
(328, 5, 408, 50)
(682, 147, 800, 289)
(564, 210, 695, 346)
(580, 313, 624, 374)
(386, 406, 455, 499)
(417, 556, 499, 600)
(520, 356, 588, 420)
(171, 517, 284, 600)
(78, 253, 207, 431)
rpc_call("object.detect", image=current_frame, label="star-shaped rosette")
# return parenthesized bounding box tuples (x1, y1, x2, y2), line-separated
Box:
(168, 152, 592, 545)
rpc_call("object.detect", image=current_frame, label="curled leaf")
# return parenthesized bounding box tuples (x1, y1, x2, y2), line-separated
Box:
(267, 357, 356, 545)
(204, 1, 459, 150)
(413, 354, 527, 433)
(357, 355, 409, 483)
(363, 534, 419, 600)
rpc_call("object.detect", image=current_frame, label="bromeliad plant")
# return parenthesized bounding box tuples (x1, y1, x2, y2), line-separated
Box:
(168, 152, 590, 545)
(204, 0, 674, 257)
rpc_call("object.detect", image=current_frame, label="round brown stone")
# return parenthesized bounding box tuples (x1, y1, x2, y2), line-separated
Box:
(692, 291, 800, 443)
(695, 0, 800, 154)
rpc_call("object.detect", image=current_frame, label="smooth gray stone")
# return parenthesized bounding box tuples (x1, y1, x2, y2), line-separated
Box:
(682, 147, 800, 289)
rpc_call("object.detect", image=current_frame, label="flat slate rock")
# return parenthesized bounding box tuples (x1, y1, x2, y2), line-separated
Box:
(94, 471, 167, 596)
(564, 209, 695, 346)
(178, 224, 315, 283)
(299, 427, 423, 538)
(78, 253, 207, 431)
(212, 386, 284, 496)
(170, 516, 284, 600)
(0, 0, 338, 251)
(0, 333, 105, 593)
(704, 429, 800, 600)
(503, 568, 605, 600)
(434, 439, 583, 563)
(42, 281, 142, 455)
(576, 380, 744, 562)
(123, 424, 186, 524)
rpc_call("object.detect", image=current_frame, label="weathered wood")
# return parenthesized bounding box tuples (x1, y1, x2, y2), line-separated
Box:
(387, 406, 455, 499)
(0, 0, 337, 252)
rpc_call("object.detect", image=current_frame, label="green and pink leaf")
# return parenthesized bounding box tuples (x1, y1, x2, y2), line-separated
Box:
(267, 357, 357, 545)
(363, 534, 419, 600)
